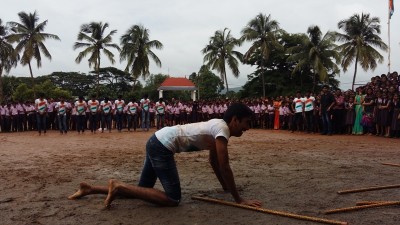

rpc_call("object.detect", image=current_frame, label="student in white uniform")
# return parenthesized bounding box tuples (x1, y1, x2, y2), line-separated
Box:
(55, 96, 69, 134)
(35, 93, 48, 135)
(68, 103, 262, 209)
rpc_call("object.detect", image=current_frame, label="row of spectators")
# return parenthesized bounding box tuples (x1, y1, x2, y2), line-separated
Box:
(1, 72, 399, 137)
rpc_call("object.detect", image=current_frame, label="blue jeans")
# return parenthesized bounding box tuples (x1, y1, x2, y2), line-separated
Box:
(102, 113, 112, 131)
(36, 113, 47, 133)
(76, 114, 85, 132)
(115, 112, 123, 131)
(141, 110, 150, 130)
(127, 114, 138, 131)
(321, 111, 332, 134)
(138, 134, 181, 203)
(58, 114, 67, 133)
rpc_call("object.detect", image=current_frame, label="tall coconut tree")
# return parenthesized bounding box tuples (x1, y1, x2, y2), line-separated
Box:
(7, 11, 60, 97)
(120, 24, 163, 91)
(334, 13, 388, 90)
(202, 28, 242, 93)
(0, 19, 19, 102)
(287, 25, 340, 92)
(241, 13, 281, 97)
(74, 22, 120, 97)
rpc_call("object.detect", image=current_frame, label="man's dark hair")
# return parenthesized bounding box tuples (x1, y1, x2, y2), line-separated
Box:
(223, 103, 253, 123)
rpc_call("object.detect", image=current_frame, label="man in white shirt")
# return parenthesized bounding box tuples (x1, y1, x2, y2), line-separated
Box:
(75, 96, 87, 134)
(291, 91, 305, 132)
(55, 96, 69, 134)
(35, 93, 48, 135)
(115, 95, 125, 132)
(304, 90, 316, 133)
(140, 94, 150, 131)
(155, 98, 166, 129)
(126, 98, 139, 131)
(87, 95, 100, 133)
(100, 97, 113, 133)
(69, 103, 262, 209)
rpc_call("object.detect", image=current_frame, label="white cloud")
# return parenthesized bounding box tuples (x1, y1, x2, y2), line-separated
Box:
(1, 0, 397, 90)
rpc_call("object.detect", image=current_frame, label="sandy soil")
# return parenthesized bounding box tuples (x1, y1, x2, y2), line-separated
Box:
(0, 129, 400, 225)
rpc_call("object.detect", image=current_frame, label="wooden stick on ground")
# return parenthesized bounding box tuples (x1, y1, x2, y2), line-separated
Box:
(356, 201, 397, 206)
(382, 163, 400, 168)
(337, 184, 400, 194)
(325, 201, 400, 214)
(192, 196, 348, 225)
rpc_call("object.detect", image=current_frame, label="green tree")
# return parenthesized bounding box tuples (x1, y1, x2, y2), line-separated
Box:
(240, 31, 340, 98)
(94, 67, 134, 98)
(141, 73, 169, 100)
(74, 22, 120, 97)
(12, 80, 71, 102)
(241, 13, 282, 97)
(7, 11, 60, 97)
(120, 24, 163, 91)
(42, 71, 95, 97)
(0, 18, 19, 102)
(334, 13, 388, 90)
(202, 28, 242, 93)
(190, 65, 223, 100)
(287, 26, 340, 92)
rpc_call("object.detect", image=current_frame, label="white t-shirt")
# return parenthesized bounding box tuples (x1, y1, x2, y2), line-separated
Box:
(115, 99, 125, 113)
(140, 98, 150, 111)
(55, 102, 67, 115)
(155, 119, 230, 153)
(293, 97, 305, 113)
(75, 100, 87, 115)
(304, 96, 315, 112)
(101, 101, 112, 114)
(88, 100, 100, 113)
(35, 98, 48, 114)
(155, 101, 165, 114)
(127, 102, 139, 114)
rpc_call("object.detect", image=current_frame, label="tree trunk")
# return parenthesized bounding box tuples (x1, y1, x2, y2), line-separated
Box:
(312, 72, 316, 93)
(261, 60, 266, 97)
(352, 54, 359, 91)
(96, 55, 101, 98)
(28, 62, 36, 98)
(224, 70, 229, 94)
(0, 67, 3, 102)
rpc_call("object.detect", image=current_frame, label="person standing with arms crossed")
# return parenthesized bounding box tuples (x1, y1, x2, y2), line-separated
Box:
(319, 85, 335, 135)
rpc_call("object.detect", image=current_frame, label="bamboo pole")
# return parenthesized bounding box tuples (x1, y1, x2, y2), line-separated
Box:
(382, 162, 400, 168)
(337, 184, 400, 194)
(192, 196, 348, 225)
(356, 201, 397, 206)
(325, 201, 400, 214)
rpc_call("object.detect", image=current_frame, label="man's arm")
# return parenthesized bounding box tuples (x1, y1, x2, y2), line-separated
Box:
(212, 136, 262, 207)
(209, 147, 228, 192)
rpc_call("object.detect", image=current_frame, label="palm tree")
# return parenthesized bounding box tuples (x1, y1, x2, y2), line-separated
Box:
(287, 26, 340, 92)
(74, 22, 120, 97)
(241, 13, 281, 97)
(334, 13, 388, 90)
(202, 28, 242, 93)
(7, 11, 60, 97)
(120, 24, 163, 91)
(0, 19, 19, 102)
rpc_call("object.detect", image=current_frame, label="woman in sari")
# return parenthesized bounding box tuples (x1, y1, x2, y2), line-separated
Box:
(352, 87, 365, 135)
(273, 97, 281, 130)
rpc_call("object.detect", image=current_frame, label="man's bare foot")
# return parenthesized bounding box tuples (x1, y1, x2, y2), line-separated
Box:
(68, 182, 92, 200)
(104, 179, 120, 208)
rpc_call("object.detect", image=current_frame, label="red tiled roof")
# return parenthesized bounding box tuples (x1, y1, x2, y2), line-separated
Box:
(160, 77, 195, 87)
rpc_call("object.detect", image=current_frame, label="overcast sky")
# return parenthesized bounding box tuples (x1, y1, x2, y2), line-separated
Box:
(1, 0, 398, 90)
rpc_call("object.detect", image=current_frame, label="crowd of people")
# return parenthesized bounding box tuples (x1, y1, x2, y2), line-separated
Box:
(1, 72, 400, 137)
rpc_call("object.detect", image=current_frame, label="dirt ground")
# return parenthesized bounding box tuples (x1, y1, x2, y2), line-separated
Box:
(1, 129, 400, 225)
